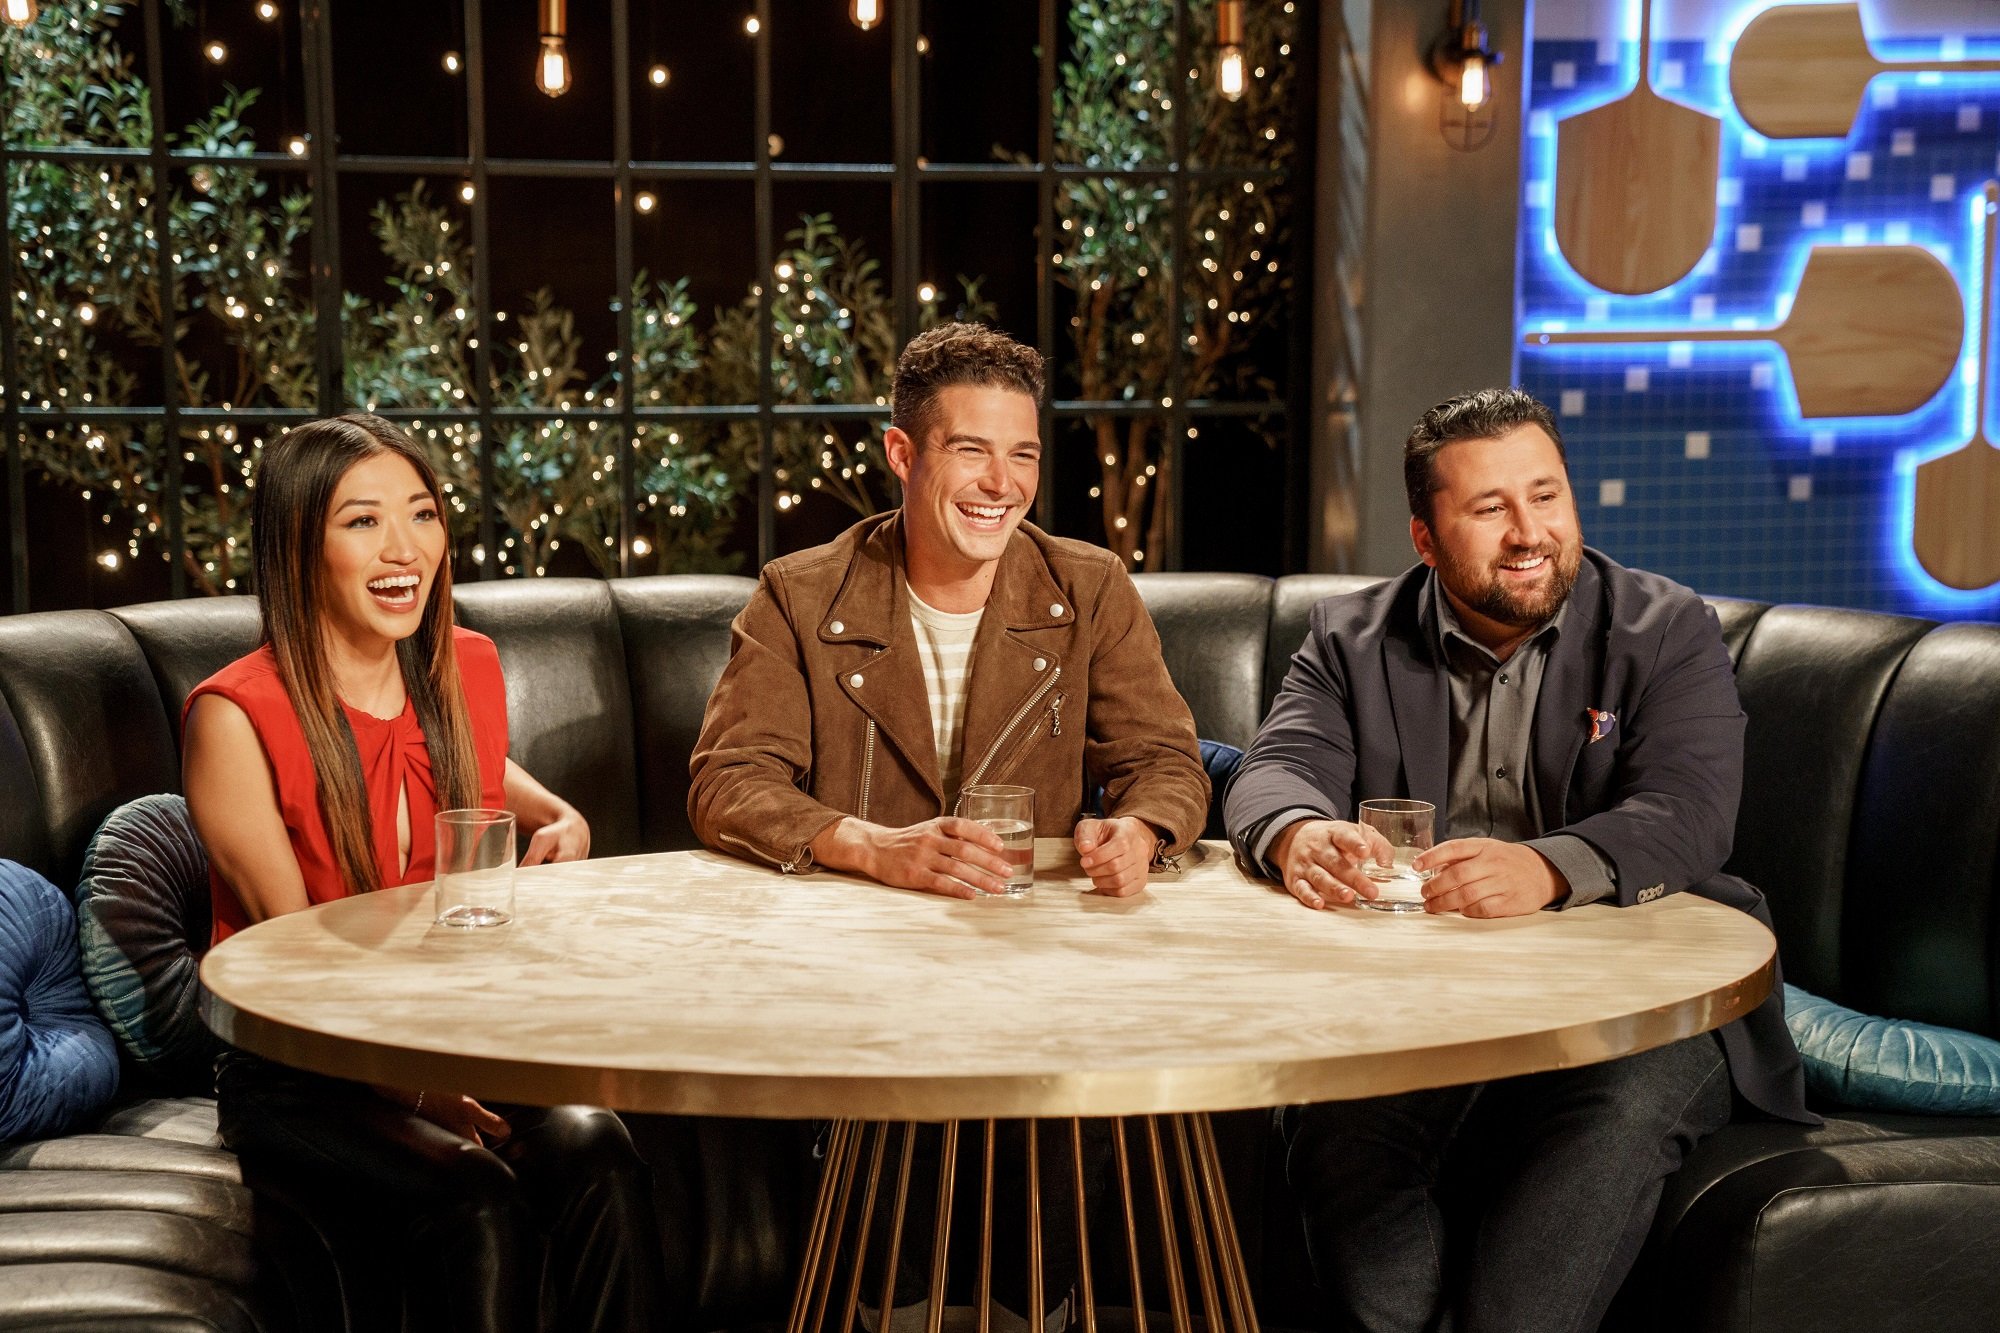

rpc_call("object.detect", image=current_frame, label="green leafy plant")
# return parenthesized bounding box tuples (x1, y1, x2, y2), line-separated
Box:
(1047, 0, 1298, 568)
(4, 0, 1292, 592)
(4, 2, 312, 593)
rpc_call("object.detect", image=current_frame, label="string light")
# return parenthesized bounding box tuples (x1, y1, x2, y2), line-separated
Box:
(744, 15, 760, 35)
(1216, 0, 1246, 101)
(648, 63, 670, 87)
(458, 180, 476, 203)
(443, 50, 462, 74)
(204, 39, 228, 63)
(255, 1, 278, 20)
(916, 282, 938, 303)
(635, 190, 657, 214)
(75, 302, 96, 324)
(2, 0, 37, 27)
(536, 0, 571, 97)
(286, 135, 308, 157)
(849, 0, 880, 30)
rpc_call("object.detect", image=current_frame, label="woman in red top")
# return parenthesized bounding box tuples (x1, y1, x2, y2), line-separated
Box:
(183, 414, 661, 1333)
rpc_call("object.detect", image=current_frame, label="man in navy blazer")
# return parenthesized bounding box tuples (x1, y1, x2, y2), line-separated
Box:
(1226, 388, 1809, 1333)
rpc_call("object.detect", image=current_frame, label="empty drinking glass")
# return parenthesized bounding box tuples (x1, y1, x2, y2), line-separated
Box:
(435, 808, 516, 927)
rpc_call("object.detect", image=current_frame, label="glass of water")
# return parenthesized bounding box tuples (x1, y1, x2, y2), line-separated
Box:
(435, 808, 516, 927)
(954, 784, 1035, 897)
(1356, 799, 1435, 914)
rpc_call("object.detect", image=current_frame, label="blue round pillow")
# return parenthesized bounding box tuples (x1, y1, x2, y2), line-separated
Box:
(0, 859, 120, 1143)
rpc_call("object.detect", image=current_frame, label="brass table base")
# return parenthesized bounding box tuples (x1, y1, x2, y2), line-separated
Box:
(787, 1116, 1261, 1333)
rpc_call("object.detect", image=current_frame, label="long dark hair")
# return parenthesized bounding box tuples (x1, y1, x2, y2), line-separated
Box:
(249, 413, 482, 894)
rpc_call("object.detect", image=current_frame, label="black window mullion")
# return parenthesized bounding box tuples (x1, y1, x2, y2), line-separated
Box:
(1163, 0, 1190, 571)
(466, 0, 497, 579)
(0, 88, 21, 613)
(1035, 0, 1057, 531)
(302, 0, 344, 415)
(142, 0, 184, 598)
(754, 0, 774, 569)
(891, 0, 919, 351)
(612, 0, 635, 577)
(1285, 0, 1322, 575)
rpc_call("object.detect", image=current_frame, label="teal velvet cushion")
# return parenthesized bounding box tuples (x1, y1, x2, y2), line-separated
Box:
(73, 793, 224, 1095)
(1784, 982, 2000, 1115)
(0, 860, 120, 1142)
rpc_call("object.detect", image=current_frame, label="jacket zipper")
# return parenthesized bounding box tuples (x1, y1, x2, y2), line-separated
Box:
(963, 667, 1062, 790)
(858, 719, 876, 822)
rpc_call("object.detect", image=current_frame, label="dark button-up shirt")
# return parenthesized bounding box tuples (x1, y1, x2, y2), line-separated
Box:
(1429, 577, 1615, 908)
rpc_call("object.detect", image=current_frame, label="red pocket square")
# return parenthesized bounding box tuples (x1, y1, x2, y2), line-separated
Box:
(1586, 708, 1617, 743)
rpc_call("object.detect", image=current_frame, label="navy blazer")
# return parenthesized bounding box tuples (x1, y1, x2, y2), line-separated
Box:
(1225, 549, 1811, 1123)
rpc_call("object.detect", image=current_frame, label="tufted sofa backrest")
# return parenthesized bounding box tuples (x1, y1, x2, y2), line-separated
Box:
(0, 571, 1994, 1042)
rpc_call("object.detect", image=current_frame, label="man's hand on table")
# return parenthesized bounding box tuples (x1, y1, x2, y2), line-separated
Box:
(1272, 819, 1394, 910)
(810, 816, 1011, 898)
(1415, 838, 1565, 917)
(1074, 816, 1157, 897)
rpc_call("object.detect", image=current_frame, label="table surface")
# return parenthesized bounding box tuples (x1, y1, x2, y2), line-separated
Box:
(199, 840, 1776, 1120)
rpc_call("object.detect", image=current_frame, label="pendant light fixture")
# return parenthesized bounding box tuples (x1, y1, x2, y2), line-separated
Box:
(536, 0, 572, 98)
(1208, 0, 1240, 102)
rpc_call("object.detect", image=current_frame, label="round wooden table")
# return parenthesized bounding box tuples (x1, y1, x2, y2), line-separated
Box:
(201, 840, 1776, 1333)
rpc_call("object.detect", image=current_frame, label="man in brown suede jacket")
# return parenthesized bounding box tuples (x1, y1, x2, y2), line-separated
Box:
(689, 321, 1209, 898)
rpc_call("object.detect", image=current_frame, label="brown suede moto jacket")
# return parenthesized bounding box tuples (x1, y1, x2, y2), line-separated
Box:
(688, 512, 1210, 872)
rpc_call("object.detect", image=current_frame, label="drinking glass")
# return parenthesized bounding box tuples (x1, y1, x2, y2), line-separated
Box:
(954, 784, 1035, 897)
(1356, 799, 1435, 913)
(435, 808, 516, 927)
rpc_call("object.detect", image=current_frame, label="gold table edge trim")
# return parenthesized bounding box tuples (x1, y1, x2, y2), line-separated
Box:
(199, 954, 1774, 1118)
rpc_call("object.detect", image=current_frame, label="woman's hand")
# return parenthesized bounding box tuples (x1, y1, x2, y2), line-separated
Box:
(522, 803, 590, 866)
(503, 756, 592, 865)
(376, 1085, 511, 1144)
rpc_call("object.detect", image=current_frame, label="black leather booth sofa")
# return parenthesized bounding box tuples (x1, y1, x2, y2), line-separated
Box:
(2, 572, 1996, 1332)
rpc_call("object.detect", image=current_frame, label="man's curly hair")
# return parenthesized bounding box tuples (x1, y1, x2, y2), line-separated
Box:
(890, 323, 1045, 448)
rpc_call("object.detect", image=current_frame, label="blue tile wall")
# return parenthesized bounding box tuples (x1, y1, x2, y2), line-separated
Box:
(1517, 9, 2000, 618)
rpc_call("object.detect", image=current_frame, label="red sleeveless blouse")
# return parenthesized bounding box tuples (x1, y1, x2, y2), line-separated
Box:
(186, 628, 511, 944)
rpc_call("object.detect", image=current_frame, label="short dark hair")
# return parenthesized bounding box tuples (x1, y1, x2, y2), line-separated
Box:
(1403, 387, 1564, 523)
(890, 323, 1045, 448)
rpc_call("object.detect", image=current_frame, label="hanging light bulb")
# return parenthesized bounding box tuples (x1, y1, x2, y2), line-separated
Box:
(850, 0, 881, 30)
(536, 0, 571, 98)
(1, 0, 37, 29)
(1458, 48, 1489, 110)
(1216, 0, 1246, 102)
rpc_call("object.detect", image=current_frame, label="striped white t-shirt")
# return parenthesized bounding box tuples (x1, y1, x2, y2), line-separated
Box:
(909, 590, 984, 799)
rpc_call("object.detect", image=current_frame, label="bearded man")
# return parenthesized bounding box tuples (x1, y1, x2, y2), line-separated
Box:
(1224, 388, 1810, 1333)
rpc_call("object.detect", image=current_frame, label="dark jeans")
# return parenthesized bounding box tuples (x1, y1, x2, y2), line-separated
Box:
(860, 1118, 1113, 1319)
(216, 1051, 665, 1333)
(1283, 1034, 1732, 1333)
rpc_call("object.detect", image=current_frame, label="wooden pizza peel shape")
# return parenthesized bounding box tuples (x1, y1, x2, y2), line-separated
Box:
(1914, 183, 2000, 591)
(1732, 2, 2000, 140)
(1555, 0, 1721, 295)
(1524, 245, 1964, 419)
